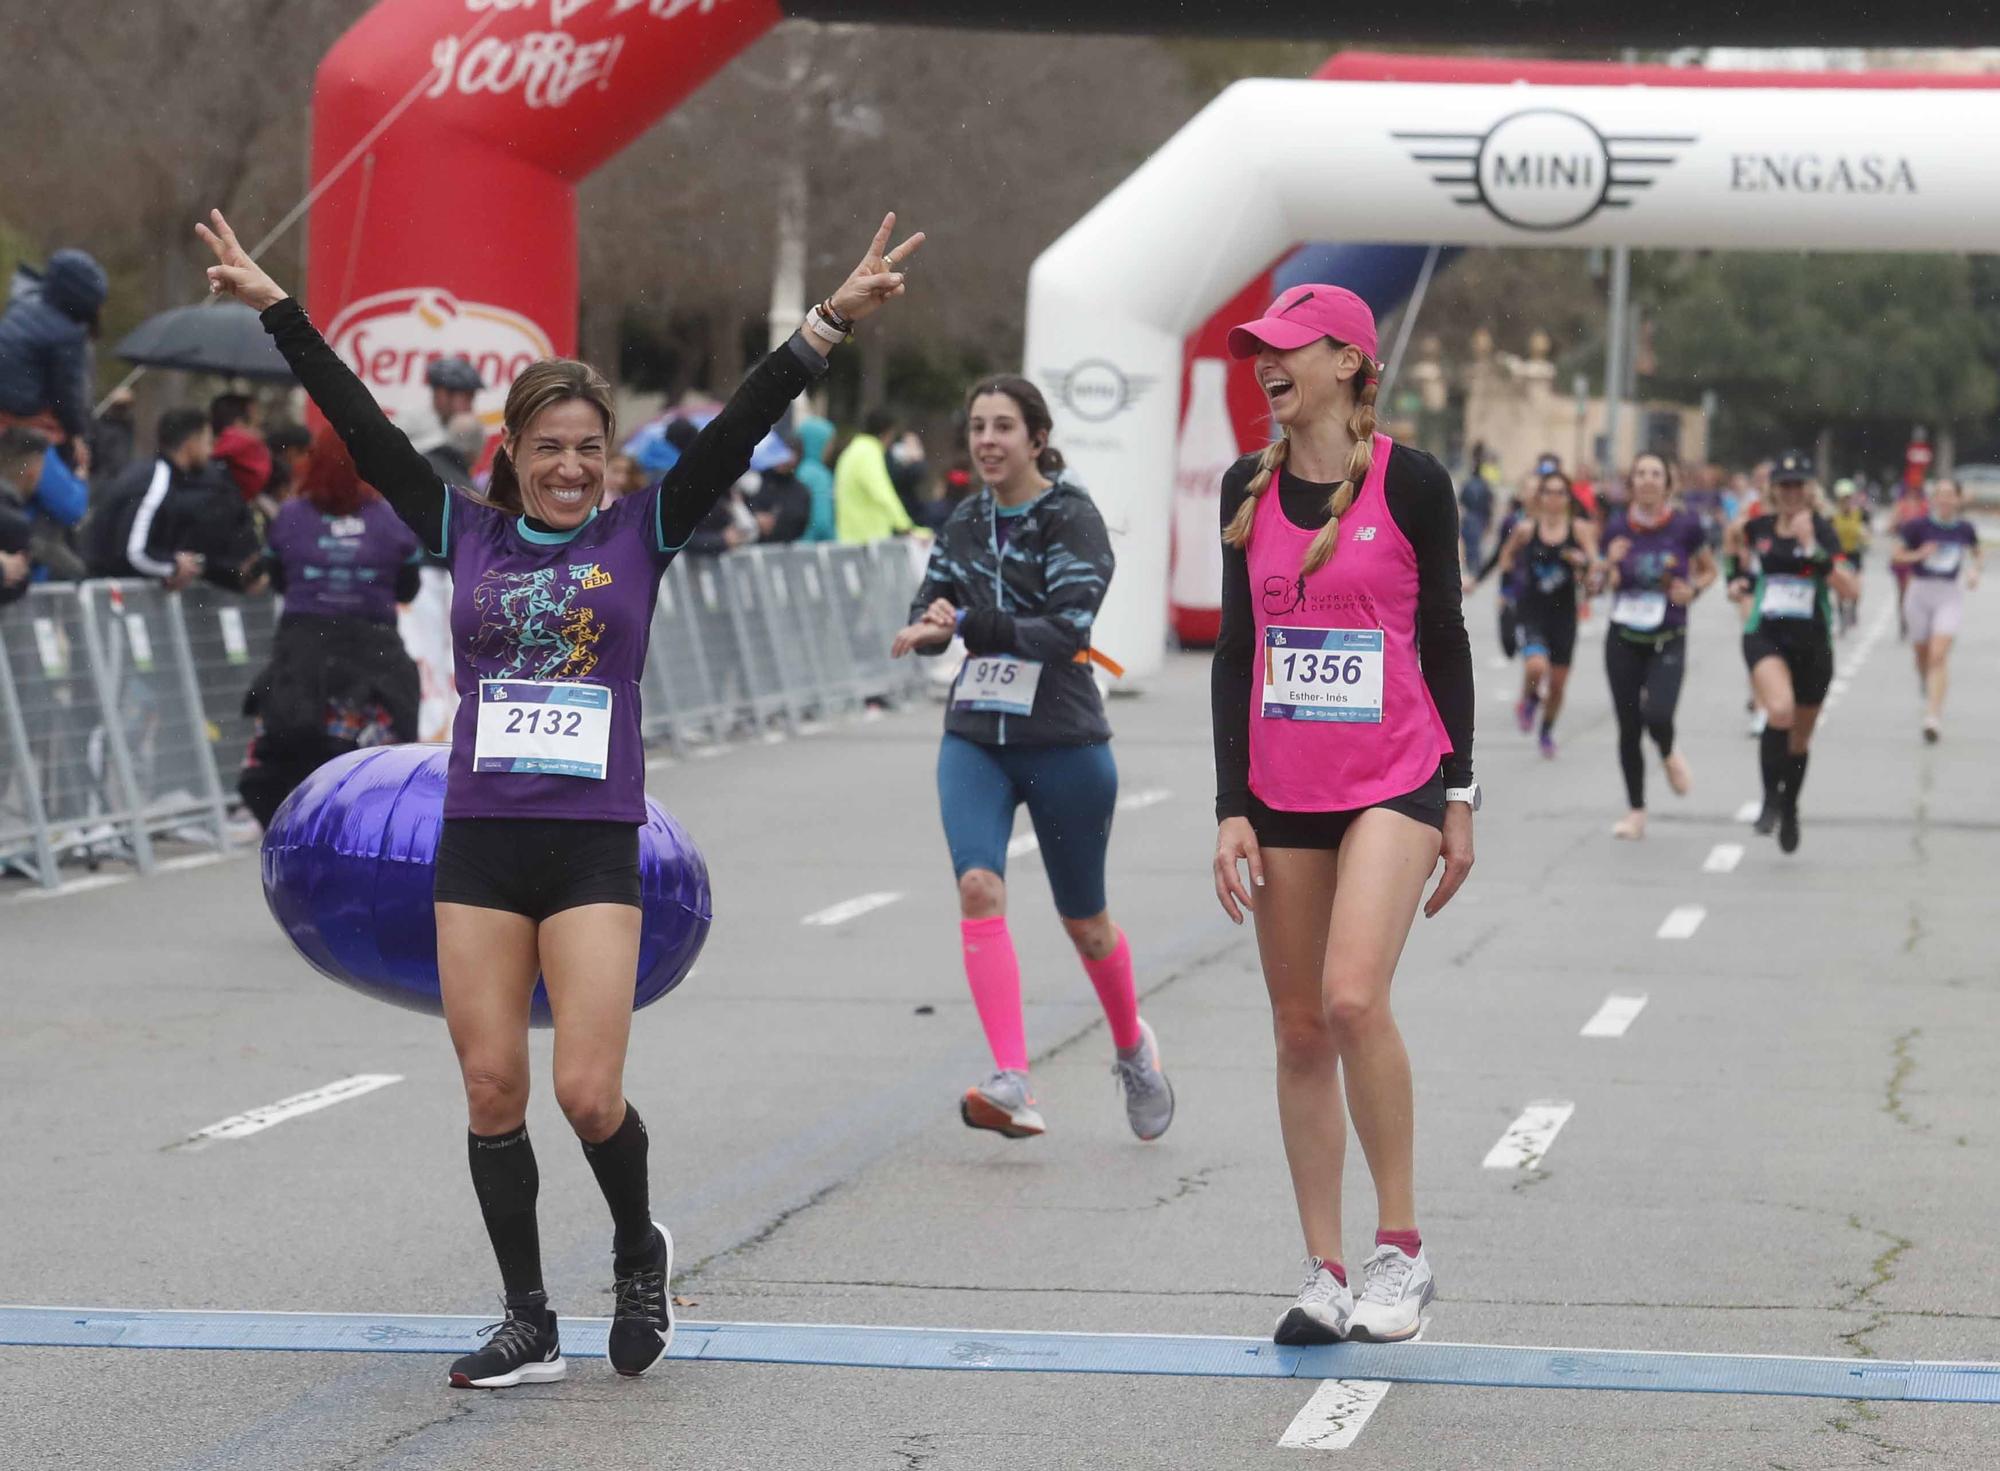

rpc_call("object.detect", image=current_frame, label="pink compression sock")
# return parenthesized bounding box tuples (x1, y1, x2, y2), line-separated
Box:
(960, 916, 1029, 1073)
(1376, 1228, 1423, 1258)
(1082, 929, 1143, 1052)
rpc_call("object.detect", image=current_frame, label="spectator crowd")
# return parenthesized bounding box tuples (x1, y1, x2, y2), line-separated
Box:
(2, 245, 964, 613)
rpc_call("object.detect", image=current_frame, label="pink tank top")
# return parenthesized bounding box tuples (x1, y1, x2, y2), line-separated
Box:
(1246, 435, 1451, 812)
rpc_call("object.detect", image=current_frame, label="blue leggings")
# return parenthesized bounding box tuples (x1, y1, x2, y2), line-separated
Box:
(936, 733, 1117, 919)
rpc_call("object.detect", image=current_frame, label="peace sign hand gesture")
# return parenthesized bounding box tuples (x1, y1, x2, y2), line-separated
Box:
(826, 212, 925, 326)
(195, 210, 288, 313)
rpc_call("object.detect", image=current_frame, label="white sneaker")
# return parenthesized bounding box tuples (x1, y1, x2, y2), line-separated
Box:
(1345, 1244, 1435, 1343)
(1273, 1258, 1353, 1345)
(1111, 1019, 1175, 1142)
(960, 1069, 1046, 1138)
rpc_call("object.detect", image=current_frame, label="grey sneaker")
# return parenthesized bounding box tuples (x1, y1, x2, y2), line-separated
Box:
(961, 1069, 1045, 1138)
(1273, 1258, 1353, 1345)
(1112, 1019, 1174, 1141)
(1345, 1243, 1435, 1343)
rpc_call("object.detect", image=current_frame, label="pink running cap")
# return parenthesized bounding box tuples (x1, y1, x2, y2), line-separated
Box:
(1226, 284, 1379, 366)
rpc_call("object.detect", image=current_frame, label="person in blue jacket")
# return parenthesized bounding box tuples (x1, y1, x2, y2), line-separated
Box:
(0, 250, 109, 452)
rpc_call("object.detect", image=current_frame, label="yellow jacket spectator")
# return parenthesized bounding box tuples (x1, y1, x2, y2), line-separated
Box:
(835, 409, 913, 543)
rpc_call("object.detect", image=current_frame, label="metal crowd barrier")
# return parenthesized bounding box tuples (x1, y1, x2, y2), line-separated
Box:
(0, 540, 926, 890)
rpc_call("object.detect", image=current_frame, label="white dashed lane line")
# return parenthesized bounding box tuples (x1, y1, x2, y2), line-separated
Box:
(1580, 994, 1649, 1038)
(172, 1074, 403, 1151)
(1279, 1378, 1392, 1450)
(801, 892, 905, 927)
(1655, 905, 1707, 940)
(1702, 843, 1744, 873)
(1483, 1101, 1576, 1170)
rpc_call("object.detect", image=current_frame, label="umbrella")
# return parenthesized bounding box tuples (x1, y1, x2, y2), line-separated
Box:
(116, 300, 293, 382)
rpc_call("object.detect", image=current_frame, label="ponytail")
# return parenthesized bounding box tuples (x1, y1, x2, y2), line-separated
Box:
(1298, 371, 1378, 577)
(1038, 443, 1066, 477)
(486, 447, 523, 514)
(1221, 434, 1290, 548)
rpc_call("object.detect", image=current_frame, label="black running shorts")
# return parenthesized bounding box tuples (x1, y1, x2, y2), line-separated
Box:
(434, 817, 642, 920)
(1741, 628, 1834, 707)
(1247, 772, 1447, 850)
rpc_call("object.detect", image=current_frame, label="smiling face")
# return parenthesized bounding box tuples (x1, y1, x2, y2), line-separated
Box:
(1629, 455, 1670, 514)
(1536, 474, 1572, 517)
(967, 390, 1043, 490)
(1771, 477, 1811, 515)
(507, 398, 608, 528)
(1255, 338, 1363, 429)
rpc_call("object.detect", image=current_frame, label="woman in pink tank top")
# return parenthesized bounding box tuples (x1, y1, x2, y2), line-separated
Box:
(1210, 285, 1477, 1348)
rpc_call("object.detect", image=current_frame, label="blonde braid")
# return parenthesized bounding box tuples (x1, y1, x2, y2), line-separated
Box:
(1299, 372, 1379, 577)
(1221, 433, 1290, 549)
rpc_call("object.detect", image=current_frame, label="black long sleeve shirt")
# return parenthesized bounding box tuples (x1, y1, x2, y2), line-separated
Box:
(1212, 443, 1475, 820)
(260, 297, 826, 557)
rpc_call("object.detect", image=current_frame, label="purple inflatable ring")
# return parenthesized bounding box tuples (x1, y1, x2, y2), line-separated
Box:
(261, 744, 709, 1025)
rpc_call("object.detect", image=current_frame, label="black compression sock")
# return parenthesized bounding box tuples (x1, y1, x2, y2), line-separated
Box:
(1759, 726, 1790, 799)
(581, 1103, 656, 1264)
(1783, 749, 1810, 805)
(467, 1125, 544, 1302)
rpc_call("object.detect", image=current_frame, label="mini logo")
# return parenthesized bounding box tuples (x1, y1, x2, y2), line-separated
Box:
(1352, 526, 1378, 542)
(327, 288, 555, 433)
(577, 563, 613, 589)
(1040, 359, 1155, 425)
(1395, 109, 1695, 232)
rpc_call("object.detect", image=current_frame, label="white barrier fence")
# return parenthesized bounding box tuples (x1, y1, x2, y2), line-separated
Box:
(0, 540, 925, 891)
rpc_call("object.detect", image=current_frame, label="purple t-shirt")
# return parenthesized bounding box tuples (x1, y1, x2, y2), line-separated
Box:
(267, 497, 421, 624)
(1605, 507, 1707, 633)
(442, 485, 677, 823)
(1900, 516, 1979, 581)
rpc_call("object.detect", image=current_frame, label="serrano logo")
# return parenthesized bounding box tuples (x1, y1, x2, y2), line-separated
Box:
(327, 289, 555, 429)
(1394, 109, 1695, 232)
(1040, 359, 1155, 425)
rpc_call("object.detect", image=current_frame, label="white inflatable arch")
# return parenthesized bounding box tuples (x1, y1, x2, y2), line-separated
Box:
(1024, 78, 2000, 680)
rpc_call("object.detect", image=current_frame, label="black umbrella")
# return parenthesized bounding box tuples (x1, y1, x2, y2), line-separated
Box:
(116, 299, 293, 382)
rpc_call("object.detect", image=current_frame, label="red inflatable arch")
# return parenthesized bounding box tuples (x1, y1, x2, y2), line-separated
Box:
(308, 0, 783, 433)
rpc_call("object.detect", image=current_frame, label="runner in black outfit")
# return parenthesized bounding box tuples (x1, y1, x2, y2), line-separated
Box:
(1497, 470, 1596, 758)
(1723, 451, 1859, 854)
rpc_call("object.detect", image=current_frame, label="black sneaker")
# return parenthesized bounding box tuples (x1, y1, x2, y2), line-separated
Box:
(1752, 799, 1780, 837)
(448, 1299, 565, 1389)
(608, 1220, 675, 1377)
(1777, 799, 1801, 854)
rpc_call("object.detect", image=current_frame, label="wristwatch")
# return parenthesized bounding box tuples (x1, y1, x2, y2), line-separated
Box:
(1444, 783, 1481, 811)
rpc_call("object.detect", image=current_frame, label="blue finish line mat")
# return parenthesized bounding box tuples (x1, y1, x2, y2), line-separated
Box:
(5, 1307, 1998, 1404)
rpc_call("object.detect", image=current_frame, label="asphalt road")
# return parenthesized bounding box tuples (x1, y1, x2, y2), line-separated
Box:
(5, 552, 1996, 1468)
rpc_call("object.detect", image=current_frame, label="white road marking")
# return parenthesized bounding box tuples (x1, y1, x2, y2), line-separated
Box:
(1279, 1378, 1391, 1450)
(1119, 787, 1173, 813)
(175, 1074, 402, 1149)
(801, 891, 904, 927)
(1006, 832, 1040, 858)
(1702, 843, 1744, 874)
(1734, 800, 1763, 824)
(1483, 1101, 1575, 1169)
(10, 849, 246, 903)
(1580, 994, 1649, 1038)
(1656, 905, 1707, 940)
(1487, 655, 1512, 671)
(12, 874, 129, 902)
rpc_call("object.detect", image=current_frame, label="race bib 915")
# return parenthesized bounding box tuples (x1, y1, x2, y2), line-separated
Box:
(1262, 627, 1384, 723)
(953, 656, 1042, 715)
